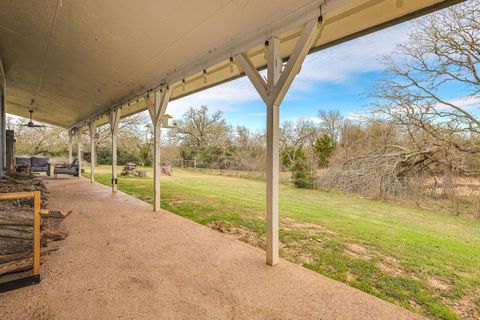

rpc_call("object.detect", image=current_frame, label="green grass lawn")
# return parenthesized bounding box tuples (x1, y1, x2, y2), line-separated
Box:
(85, 166, 480, 320)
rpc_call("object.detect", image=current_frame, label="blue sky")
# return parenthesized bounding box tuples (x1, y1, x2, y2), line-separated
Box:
(167, 18, 478, 130)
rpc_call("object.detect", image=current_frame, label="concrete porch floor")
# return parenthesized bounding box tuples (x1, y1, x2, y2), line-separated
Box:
(0, 176, 423, 319)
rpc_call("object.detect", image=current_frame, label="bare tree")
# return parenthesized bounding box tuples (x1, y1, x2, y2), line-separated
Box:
(233, 126, 265, 171)
(94, 112, 149, 148)
(371, 1, 480, 176)
(318, 109, 343, 141)
(168, 106, 232, 161)
(336, 119, 365, 162)
(280, 119, 319, 168)
(8, 116, 68, 156)
(319, 2, 480, 200)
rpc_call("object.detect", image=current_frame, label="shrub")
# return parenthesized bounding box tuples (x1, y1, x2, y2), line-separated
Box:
(313, 134, 336, 168)
(292, 158, 314, 188)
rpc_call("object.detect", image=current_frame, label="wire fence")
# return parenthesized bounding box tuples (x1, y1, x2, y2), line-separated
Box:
(172, 159, 292, 183)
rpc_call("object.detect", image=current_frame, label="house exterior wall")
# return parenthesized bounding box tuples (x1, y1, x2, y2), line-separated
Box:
(0, 58, 6, 177)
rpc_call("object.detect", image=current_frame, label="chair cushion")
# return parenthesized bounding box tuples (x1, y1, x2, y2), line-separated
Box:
(15, 157, 31, 166)
(31, 166, 48, 172)
(54, 167, 76, 174)
(31, 156, 50, 167)
(71, 158, 79, 167)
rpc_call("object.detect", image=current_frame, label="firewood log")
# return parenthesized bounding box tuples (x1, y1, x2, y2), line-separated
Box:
(1, 225, 33, 232)
(0, 250, 31, 264)
(0, 237, 32, 255)
(0, 270, 32, 283)
(0, 208, 34, 226)
(0, 246, 58, 264)
(0, 257, 33, 276)
(0, 228, 33, 240)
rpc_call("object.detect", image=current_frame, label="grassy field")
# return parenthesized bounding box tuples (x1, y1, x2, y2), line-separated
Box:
(85, 166, 480, 320)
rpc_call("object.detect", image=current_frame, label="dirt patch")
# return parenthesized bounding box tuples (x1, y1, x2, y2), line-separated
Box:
(207, 221, 264, 249)
(208, 220, 324, 266)
(345, 243, 372, 260)
(449, 289, 480, 320)
(282, 242, 315, 264)
(377, 261, 404, 276)
(282, 217, 336, 235)
(428, 278, 450, 291)
(345, 271, 355, 282)
(208, 220, 326, 265)
(377, 255, 405, 276)
(408, 299, 423, 313)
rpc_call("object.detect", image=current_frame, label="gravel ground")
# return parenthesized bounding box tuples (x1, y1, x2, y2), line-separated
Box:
(0, 176, 424, 319)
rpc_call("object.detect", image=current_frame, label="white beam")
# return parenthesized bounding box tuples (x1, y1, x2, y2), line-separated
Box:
(234, 53, 268, 104)
(274, 18, 322, 105)
(68, 130, 73, 163)
(88, 122, 97, 183)
(146, 87, 171, 211)
(234, 17, 321, 266)
(108, 109, 121, 192)
(76, 131, 82, 179)
(152, 112, 162, 212)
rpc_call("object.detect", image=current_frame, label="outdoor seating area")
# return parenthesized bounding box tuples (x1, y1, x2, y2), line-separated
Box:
(53, 158, 79, 179)
(14, 156, 51, 176)
(11, 156, 81, 179)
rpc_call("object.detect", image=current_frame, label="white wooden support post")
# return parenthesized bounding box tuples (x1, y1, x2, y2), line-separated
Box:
(88, 122, 97, 183)
(68, 130, 73, 163)
(265, 36, 282, 266)
(235, 18, 322, 265)
(146, 87, 171, 211)
(108, 109, 121, 192)
(76, 131, 82, 179)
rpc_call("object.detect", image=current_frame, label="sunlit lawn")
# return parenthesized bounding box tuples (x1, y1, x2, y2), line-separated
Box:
(85, 165, 480, 320)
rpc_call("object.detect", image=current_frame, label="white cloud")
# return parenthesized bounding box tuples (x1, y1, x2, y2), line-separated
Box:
(283, 116, 321, 124)
(167, 77, 261, 117)
(291, 23, 411, 91)
(345, 111, 364, 121)
(437, 96, 480, 110)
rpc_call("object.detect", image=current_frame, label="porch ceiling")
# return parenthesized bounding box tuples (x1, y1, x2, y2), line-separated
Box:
(0, 0, 461, 129)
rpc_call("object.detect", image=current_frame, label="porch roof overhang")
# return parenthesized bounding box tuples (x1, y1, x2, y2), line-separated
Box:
(0, 0, 462, 131)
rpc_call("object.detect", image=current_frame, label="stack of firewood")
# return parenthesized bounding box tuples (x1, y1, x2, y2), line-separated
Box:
(0, 171, 49, 207)
(0, 172, 68, 283)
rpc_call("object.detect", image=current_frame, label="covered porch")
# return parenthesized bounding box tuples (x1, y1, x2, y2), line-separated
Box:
(0, 1, 466, 318)
(0, 176, 421, 319)
(0, 0, 462, 267)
